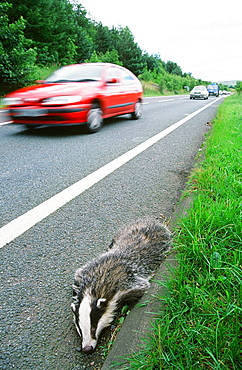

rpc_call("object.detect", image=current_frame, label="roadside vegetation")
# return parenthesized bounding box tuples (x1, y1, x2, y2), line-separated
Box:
(118, 94, 242, 369)
(0, 0, 234, 98)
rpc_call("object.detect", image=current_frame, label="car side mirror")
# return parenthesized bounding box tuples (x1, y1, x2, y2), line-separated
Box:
(106, 78, 120, 84)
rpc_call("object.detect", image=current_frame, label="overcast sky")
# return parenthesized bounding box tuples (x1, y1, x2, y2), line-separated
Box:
(78, 0, 241, 82)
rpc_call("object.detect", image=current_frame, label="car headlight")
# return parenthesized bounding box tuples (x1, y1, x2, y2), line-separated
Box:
(42, 96, 82, 105)
(1, 97, 23, 106)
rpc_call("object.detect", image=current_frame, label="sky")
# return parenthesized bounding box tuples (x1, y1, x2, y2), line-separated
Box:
(78, 0, 241, 82)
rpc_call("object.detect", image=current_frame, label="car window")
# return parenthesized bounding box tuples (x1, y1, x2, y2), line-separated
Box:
(45, 65, 104, 83)
(120, 70, 136, 84)
(106, 67, 121, 83)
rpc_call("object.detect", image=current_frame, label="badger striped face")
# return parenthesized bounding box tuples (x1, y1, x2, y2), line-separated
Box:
(72, 294, 113, 353)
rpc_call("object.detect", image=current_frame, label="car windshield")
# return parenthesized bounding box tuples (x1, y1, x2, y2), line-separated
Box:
(45, 65, 104, 83)
(194, 86, 205, 91)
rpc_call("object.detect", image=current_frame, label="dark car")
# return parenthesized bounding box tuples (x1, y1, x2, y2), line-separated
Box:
(207, 84, 219, 97)
(2, 63, 143, 133)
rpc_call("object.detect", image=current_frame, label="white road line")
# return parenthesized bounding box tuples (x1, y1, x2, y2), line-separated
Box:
(158, 99, 175, 102)
(0, 97, 222, 249)
(0, 110, 11, 125)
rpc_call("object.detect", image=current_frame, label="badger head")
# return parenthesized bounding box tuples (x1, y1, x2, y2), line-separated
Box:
(71, 294, 117, 353)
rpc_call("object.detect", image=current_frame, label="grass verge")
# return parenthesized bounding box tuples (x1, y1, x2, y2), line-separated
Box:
(121, 94, 242, 369)
(141, 81, 188, 97)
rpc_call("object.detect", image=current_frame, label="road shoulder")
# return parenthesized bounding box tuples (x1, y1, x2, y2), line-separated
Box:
(101, 196, 192, 369)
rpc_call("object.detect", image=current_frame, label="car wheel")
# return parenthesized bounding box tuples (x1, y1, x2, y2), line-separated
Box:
(86, 103, 103, 133)
(131, 100, 142, 120)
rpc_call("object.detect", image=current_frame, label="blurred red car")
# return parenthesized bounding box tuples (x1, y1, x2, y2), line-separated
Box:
(2, 63, 143, 133)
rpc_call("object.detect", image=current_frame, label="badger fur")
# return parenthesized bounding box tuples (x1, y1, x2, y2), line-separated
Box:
(71, 219, 171, 353)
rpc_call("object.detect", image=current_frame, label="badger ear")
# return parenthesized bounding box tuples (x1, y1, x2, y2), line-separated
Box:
(71, 303, 77, 313)
(97, 298, 107, 309)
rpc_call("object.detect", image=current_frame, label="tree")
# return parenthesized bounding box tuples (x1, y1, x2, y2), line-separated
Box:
(1, 0, 210, 94)
(0, 2, 36, 91)
(72, 1, 95, 62)
(111, 26, 145, 76)
(75, 28, 94, 62)
(86, 49, 122, 65)
(95, 23, 113, 54)
(143, 53, 165, 74)
(235, 81, 242, 94)
(7, 0, 79, 65)
(165, 61, 183, 76)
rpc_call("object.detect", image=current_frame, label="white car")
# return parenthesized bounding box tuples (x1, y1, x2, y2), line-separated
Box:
(190, 86, 209, 100)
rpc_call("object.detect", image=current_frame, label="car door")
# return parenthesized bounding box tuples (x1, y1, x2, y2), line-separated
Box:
(101, 66, 127, 117)
(119, 68, 138, 113)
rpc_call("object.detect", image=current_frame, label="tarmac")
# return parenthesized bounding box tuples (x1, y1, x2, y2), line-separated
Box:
(101, 196, 192, 370)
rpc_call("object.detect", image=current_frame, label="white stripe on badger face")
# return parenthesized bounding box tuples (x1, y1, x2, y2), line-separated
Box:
(78, 295, 97, 350)
(95, 290, 124, 338)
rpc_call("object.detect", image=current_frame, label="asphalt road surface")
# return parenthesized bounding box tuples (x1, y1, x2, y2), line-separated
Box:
(0, 95, 225, 369)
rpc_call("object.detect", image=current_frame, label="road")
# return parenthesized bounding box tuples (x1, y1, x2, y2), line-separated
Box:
(0, 95, 225, 369)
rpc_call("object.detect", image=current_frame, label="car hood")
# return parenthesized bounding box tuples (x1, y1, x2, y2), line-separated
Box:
(6, 81, 103, 100)
(192, 89, 206, 93)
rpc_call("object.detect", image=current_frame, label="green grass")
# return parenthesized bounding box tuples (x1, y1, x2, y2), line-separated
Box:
(120, 94, 242, 369)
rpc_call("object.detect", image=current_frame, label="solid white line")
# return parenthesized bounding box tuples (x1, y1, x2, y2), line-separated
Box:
(0, 97, 222, 248)
(158, 99, 175, 102)
(0, 110, 12, 126)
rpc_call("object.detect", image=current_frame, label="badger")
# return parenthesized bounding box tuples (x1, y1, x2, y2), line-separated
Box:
(71, 219, 171, 353)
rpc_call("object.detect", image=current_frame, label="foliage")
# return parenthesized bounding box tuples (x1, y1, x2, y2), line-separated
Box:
(140, 67, 201, 95)
(0, 2, 37, 92)
(111, 26, 146, 76)
(165, 60, 183, 76)
(1, 0, 211, 93)
(86, 49, 123, 66)
(235, 80, 242, 94)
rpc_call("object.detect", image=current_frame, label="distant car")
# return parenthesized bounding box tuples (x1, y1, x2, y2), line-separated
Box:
(2, 63, 143, 133)
(190, 86, 209, 100)
(221, 90, 230, 95)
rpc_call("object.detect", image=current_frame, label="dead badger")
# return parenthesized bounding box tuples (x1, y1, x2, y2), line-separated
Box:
(71, 219, 171, 353)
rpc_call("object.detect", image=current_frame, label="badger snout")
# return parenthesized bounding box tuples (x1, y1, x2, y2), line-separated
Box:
(83, 345, 94, 353)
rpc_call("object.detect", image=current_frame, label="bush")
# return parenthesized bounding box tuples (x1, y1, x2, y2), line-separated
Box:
(0, 3, 37, 92)
(235, 81, 242, 94)
(159, 73, 184, 94)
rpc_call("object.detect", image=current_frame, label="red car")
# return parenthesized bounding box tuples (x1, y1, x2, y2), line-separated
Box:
(2, 63, 143, 133)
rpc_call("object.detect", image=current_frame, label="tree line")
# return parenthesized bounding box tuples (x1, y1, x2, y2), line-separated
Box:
(0, 0, 218, 94)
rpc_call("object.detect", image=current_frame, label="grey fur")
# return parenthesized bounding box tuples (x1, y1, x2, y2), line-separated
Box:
(72, 219, 171, 352)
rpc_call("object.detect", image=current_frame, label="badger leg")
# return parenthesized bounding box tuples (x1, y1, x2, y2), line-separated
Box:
(118, 277, 150, 305)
